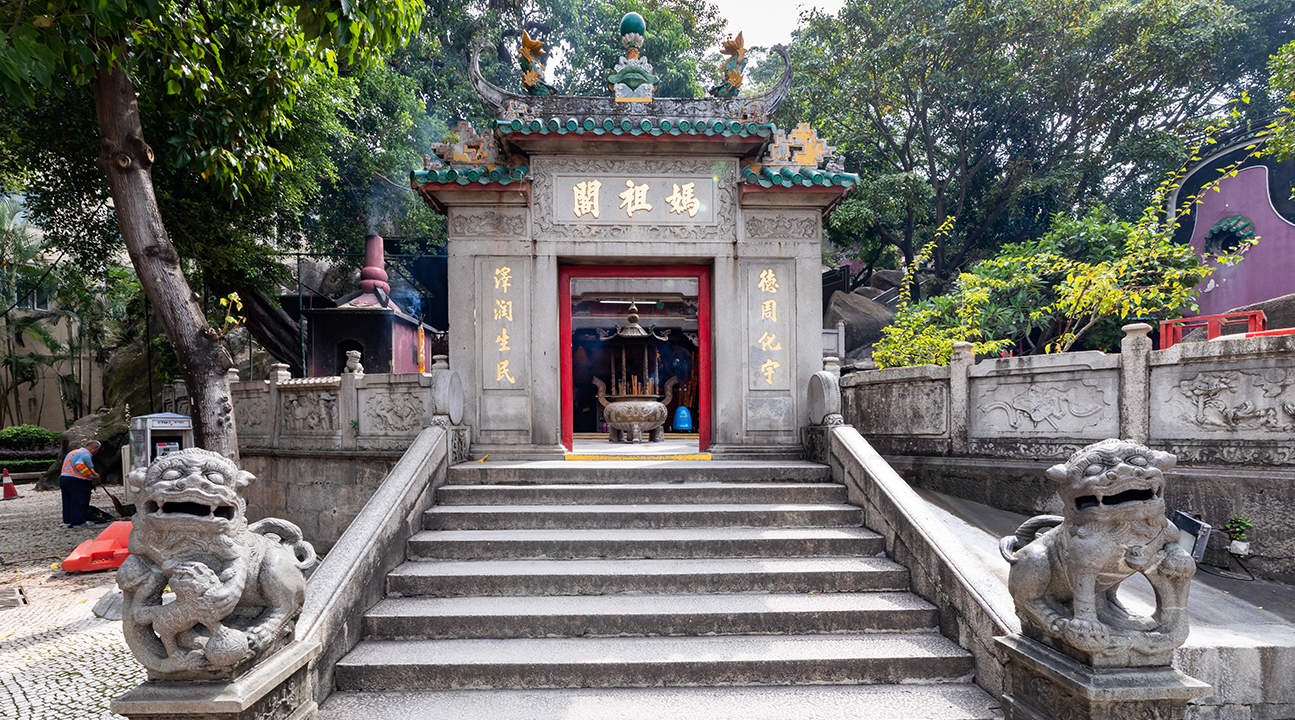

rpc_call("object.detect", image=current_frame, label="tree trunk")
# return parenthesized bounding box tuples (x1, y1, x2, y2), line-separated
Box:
(93, 51, 238, 459)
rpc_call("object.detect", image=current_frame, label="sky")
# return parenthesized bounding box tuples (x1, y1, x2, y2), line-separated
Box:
(709, 0, 845, 47)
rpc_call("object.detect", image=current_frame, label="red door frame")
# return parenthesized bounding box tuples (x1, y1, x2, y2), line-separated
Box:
(559, 264, 712, 451)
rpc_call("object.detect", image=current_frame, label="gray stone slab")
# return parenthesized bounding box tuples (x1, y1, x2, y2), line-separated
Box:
(333, 633, 975, 690)
(386, 557, 912, 596)
(406, 526, 886, 560)
(422, 503, 863, 530)
(447, 460, 832, 485)
(363, 591, 938, 638)
(319, 684, 1004, 720)
(434, 482, 848, 505)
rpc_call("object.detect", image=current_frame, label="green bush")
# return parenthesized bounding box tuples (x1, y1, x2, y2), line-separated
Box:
(0, 458, 58, 473)
(0, 424, 60, 450)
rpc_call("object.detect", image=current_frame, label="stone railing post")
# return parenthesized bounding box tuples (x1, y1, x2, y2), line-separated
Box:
(1119, 323, 1152, 444)
(268, 363, 290, 448)
(339, 371, 360, 450)
(802, 369, 845, 463)
(948, 341, 974, 455)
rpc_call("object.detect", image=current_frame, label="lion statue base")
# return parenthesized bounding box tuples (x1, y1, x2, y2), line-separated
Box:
(1000, 438, 1195, 667)
(118, 448, 317, 681)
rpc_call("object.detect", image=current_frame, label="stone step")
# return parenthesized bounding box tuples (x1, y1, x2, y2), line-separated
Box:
(319, 684, 1004, 720)
(448, 460, 832, 486)
(334, 633, 975, 691)
(406, 527, 886, 561)
(423, 503, 863, 530)
(435, 482, 848, 506)
(364, 592, 938, 639)
(386, 557, 912, 597)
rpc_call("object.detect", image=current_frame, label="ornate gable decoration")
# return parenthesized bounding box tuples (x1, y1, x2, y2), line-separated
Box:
(427, 121, 503, 169)
(762, 122, 836, 169)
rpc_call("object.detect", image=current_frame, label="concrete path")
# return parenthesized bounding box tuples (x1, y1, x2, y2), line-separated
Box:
(917, 488, 1295, 716)
(0, 487, 143, 720)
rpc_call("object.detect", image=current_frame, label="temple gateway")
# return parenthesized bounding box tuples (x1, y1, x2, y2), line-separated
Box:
(410, 17, 856, 458)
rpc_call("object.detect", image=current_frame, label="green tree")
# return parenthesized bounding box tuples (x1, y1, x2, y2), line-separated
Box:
(789, 0, 1270, 295)
(0, 1, 420, 456)
(1268, 39, 1295, 160)
(0, 197, 62, 425)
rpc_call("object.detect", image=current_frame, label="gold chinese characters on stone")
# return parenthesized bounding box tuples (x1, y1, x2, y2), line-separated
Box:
(492, 265, 517, 385)
(756, 268, 782, 386)
(573, 180, 602, 219)
(665, 182, 700, 217)
(618, 180, 653, 218)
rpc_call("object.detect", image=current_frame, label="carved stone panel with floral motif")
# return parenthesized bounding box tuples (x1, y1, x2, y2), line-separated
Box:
(1150, 361, 1295, 440)
(361, 392, 427, 434)
(970, 373, 1118, 439)
(448, 208, 527, 238)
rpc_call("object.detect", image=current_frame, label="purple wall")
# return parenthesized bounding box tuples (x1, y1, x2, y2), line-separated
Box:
(1190, 166, 1295, 317)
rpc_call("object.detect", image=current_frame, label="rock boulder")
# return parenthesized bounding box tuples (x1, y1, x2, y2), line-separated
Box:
(824, 290, 896, 356)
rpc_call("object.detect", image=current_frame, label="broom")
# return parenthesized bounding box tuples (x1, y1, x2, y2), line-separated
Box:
(94, 478, 136, 518)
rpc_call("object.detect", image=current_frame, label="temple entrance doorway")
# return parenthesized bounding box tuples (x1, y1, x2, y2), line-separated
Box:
(559, 265, 711, 454)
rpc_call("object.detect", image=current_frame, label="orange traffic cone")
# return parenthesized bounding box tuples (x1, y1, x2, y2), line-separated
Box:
(1, 468, 18, 500)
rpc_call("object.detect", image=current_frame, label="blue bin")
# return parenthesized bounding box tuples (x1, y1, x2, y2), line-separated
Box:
(672, 406, 693, 432)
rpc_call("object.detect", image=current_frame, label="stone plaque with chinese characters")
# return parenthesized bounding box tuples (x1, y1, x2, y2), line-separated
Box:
(553, 175, 718, 225)
(747, 262, 792, 390)
(480, 257, 530, 390)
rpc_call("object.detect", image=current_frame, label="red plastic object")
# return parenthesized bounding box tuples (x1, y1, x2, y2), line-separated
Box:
(1159, 311, 1266, 349)
(62, 520, 132, 572)
(1239, 327, 1295, 340)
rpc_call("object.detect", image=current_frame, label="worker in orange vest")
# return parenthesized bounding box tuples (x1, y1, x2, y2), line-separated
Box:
(59, 439, 105, 528)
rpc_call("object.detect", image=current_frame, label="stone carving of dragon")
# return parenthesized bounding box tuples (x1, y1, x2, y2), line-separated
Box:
(117, 449, 317, 680)
(999, 438, 1196, 666)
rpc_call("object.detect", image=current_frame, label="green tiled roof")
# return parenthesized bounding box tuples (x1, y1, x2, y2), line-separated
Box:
(741, 165, 859, 188)
(497, 117, 776, 138)
(410, 164, 530, 186)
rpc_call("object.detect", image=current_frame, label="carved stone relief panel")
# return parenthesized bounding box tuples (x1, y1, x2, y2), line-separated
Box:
(361, 391, 427, 434)
(279, 391, 338, 434)
(1151, 363, 1295, 440)
(531, 156, 736, 240)
(448, 208, 528, 238)
(969, 372, 1118, 439)
(742, 211, 819, 240)
(843, 381, 948, 436)
(234, 394, 270, 434)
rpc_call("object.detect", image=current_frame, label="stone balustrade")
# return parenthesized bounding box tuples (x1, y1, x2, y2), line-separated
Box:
(840, 329, 1295, 582)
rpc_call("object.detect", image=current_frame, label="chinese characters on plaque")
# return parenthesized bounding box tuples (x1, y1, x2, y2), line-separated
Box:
(558, 176, 715, 224)
(493, 265, 516, 385)
(749, 264, 790, 390)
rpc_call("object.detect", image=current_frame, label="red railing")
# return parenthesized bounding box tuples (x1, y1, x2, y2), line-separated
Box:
(1159, 311, 1267, 350)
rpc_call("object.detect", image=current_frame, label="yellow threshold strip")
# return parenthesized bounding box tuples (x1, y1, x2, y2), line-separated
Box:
(564, 452, 713, 461)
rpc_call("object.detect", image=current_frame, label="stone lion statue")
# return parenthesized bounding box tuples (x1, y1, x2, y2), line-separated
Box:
(117, 449, 316, 680)
(999, 438, 1196, 666)
(342, 349, 364, 375)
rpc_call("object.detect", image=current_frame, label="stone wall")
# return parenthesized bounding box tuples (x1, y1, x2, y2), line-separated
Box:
(841, 329, 1295, 582)
(221, 365, 470, 552)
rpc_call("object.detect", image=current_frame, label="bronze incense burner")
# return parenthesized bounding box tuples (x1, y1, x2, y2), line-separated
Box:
(593, 303, 677, 443)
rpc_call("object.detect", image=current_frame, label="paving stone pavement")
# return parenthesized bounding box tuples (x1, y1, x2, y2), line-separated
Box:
(1, 486, 144, 719)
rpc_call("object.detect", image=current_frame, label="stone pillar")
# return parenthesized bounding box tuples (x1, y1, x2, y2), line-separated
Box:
(1119, 323, 1152, 443)
(995, 635, 1208, 720)
(268, 363, 290, 447)
(948, 341, 974, 455)
(338, 371, 359, 450)
(822, 356, 841, 379)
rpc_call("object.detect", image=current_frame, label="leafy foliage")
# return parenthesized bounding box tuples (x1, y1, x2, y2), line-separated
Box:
(0, 423, 60, 450)
(1268, 39, 1295, 161)
(788, 0, 1287, 287)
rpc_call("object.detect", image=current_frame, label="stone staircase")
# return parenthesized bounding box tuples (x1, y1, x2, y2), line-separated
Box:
(321, 461, 1001, 719)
